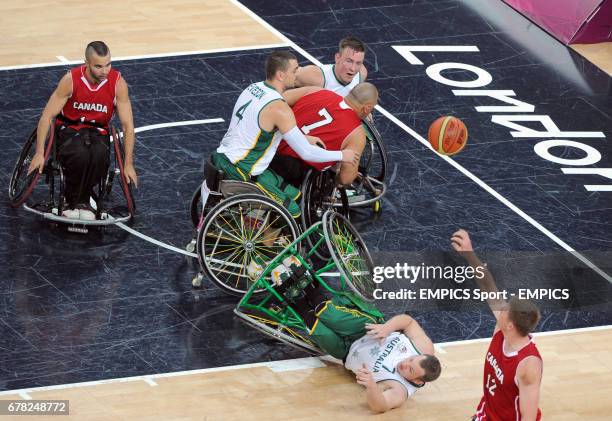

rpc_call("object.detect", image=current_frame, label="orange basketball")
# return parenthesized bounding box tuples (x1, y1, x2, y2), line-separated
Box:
(428, 116, 468, 156)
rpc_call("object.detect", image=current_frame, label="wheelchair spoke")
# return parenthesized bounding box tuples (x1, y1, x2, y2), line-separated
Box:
(234, 251, 250, 289)
(215, 215, 244, 243)
(250, 208, 272, 242)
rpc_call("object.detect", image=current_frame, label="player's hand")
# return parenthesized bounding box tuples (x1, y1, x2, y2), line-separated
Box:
(365, 113, 374, 123)
(365, 322, 393, 344)
(306, 135, 326, 149)
(356, 364, 376, 388)
(27, 152, 45, 175)
(123, 163, 138, 187)
(451, 229, 473, 252)
(341, 149, 360, 166)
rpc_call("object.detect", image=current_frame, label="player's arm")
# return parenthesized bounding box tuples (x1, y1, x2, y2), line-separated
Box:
(336, 125, 366, 186)
(451, 229, 504, 331)
(264, 101, 357, 164)
(517, 356, 543, 421)
(28, 72, 72, 175)
(282, 86, 322, 106)
(359, 65, 368, 82)
(367, 314, 434, 354)
(295, 64, 324, 88)
(356, 366, 407, 413)
(115, 78, 138, 186)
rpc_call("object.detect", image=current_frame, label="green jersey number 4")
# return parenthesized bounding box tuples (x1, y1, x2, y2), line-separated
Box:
(235, 100, 252, 122)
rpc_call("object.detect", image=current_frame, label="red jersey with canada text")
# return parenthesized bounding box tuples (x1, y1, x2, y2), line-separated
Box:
(474, 330, 542, 421)
(56, 65, 121, 133)
(277, 89, 361, 170)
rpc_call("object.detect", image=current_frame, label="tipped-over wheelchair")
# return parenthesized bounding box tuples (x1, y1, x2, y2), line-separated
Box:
(188, 156, 350, 295)
(9, 124, 135, 233)
(234, 210, 379, 354)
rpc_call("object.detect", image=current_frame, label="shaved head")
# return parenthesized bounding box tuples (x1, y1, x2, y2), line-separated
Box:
(346, 82, 378, 106)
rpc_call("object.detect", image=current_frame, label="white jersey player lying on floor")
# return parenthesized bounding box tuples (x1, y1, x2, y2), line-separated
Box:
(292, 287, 442, 413)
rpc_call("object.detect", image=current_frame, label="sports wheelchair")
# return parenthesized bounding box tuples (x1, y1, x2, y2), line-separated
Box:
(346, 119, 387, 212)
(234, 210, 380, 355)
(188, 157, 350, 295)
(9, 124, 135, 233)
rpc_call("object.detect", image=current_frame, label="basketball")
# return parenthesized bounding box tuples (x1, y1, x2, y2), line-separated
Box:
(428, 116, 468, 155)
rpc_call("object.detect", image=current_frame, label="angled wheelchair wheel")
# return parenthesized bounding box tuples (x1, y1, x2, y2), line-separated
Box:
(300, 170, 349, 260)
(110, 127, 136, 218)
(322, 210, 376, 301)
(361, 120, 388, 183)
(197, 193, 300, 296)
(234, 308, 322, 355)
(9, 127, 55, 207)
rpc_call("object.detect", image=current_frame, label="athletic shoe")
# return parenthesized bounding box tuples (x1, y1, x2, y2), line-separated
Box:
(62, 208, 80, 219)
(79, 208, 96, 221)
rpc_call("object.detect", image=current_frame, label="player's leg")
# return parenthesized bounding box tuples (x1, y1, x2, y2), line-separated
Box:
(211, 151, 249, 181)
(268, 154, 307, 193)
(254, 168, 300, 218)
(56, 128, 89, 214)
(315, 294, 383, 342)
(80, 130, 110, 206)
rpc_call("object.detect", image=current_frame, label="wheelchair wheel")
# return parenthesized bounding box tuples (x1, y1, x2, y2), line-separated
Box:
(234, 308, 322, 355)
(110, 127, 136, 217)
(9, 127, 55, 207)
(300, 170, 349, 261)
(361, 120, 387, 183)
(301, 170, 349, 231)
(322, 211, 376, 301)
(197, 193, 300, 296)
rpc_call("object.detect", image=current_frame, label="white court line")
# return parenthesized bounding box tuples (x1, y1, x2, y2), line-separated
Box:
(0, 324, 608, 397)
(142, 378, 158, 387)
(134, 118, 225, 134)
(230, 0, 611, 283)
(114, 221, 196, 258)
(0, 43, 289, 72)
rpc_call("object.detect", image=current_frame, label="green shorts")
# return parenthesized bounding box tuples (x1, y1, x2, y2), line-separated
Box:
(309, 294, 385, 359)
(212, 152, 301, 217)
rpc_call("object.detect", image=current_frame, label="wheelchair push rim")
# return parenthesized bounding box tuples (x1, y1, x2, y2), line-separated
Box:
(322, 210, 377, 301)
(110, 127, 136, 218)
(9, 127, 55, 207)
(197, 193, 300, 296)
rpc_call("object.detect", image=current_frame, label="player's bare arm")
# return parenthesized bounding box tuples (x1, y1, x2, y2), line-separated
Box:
(356, 365, 407, 413)
(294, 64, 324, 88)
(451, 229, 504, 329)
(359, 65, 368, 82)
(336, 125, 365, 186)
(517, 356, 543, 421)
(115, 78, 138, 186)
(28, 72, 72, 175)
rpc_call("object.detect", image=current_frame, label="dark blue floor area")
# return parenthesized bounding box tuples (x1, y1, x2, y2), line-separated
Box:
(1, 0, 611, 391)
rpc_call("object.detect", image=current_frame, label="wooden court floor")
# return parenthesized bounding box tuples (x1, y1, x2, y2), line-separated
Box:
(2, 328, 611, 420)
(1, 0, 611, 419)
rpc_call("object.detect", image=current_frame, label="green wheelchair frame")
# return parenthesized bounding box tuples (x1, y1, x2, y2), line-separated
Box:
(234, 210, 378, 355)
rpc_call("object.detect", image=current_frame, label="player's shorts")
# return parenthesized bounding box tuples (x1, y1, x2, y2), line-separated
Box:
(212, 152, 301, 218)
(309, 294, 385, 359)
